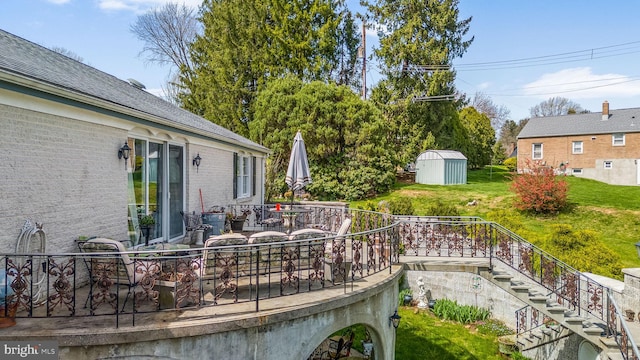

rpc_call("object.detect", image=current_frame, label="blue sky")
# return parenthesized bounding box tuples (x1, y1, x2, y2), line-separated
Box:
(2, 0, 640, 121)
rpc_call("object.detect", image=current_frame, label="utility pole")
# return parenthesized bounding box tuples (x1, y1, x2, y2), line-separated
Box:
(361, 22, 366, 100)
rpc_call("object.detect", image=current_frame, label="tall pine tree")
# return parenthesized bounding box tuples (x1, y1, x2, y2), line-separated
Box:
(179, 0, 359, 137)
(364, 0, 473, 164)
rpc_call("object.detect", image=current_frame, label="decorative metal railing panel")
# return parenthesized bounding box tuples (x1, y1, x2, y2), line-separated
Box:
(607, 290, 640, 360)
(395, 217, 636, 358)
(0, 206, 397, 328)
(2, 209, 637, 360)
(516, 305, 559, 335)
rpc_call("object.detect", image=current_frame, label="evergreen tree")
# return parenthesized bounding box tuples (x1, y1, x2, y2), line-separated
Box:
(251, 76, 395, 201)
(364, 0, 473, 165)
(179, 0, 359, 137)
(458, 107, 495, 169)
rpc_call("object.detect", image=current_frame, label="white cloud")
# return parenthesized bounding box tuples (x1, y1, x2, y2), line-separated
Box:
(477, 82, 491, 90)
(522, 67, 640, 99)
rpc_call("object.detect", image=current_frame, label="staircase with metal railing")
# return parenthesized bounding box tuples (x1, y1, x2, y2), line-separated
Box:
(397, 217, 640, 360)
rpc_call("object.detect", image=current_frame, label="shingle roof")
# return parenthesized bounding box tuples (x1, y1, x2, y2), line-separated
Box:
(0, 29, 267, 152)
(518, 107, 640, 139)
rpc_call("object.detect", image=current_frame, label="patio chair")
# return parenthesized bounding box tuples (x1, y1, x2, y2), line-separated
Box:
(253, 206, 283, 229)
(327, 328, 355, 359)
(288, 228, 328, 277)
(180, 211, 212, 245)
(202, 233, 250, 279)
(324, 218, 352, 283)
(248, 231, 289, 275)
(80, 238, 160, 312)
(202, 233, 250, 303)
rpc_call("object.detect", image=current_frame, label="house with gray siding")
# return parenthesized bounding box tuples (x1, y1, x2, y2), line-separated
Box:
(517, 101, 640, 185)
(0, 29, 269, 253)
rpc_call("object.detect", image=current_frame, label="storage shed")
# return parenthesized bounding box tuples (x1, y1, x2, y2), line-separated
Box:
(415, 150, 467, 185)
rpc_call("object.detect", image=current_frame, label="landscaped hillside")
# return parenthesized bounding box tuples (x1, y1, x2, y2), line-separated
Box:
(352, 166, 640, 279)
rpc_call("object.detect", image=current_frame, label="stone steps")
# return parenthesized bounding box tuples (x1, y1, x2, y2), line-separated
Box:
(484, 268, 616, 354)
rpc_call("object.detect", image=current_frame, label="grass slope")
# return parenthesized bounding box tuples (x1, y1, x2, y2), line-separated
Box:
(352, 166, 640, 276)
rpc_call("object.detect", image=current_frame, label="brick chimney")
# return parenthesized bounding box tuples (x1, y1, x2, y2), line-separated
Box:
(602, 100, 609, 120)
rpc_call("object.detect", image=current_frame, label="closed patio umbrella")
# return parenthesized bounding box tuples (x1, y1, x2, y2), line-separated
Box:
(285, 131, 312, 204)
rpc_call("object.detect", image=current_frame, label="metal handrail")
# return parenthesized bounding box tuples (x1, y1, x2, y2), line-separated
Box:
(0, 206, 399, 328)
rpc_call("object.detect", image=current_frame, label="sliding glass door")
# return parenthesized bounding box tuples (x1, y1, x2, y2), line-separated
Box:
(127, 139, 184, 245)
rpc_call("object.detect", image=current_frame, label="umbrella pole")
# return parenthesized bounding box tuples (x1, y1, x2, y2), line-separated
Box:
(290, 187, 294, 208)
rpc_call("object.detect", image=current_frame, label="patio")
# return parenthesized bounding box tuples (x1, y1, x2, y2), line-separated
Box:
(0, 205, 396, 329)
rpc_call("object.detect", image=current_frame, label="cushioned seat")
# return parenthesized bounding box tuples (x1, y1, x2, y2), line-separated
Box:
(324, 218, 352, 283)
(249, 231, 289, 275)
(288, 228, 328, 275)
(203, 233, 250, 278)
(81, 238, 161, 312)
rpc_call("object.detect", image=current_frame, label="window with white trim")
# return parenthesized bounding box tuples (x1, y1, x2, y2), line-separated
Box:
(604, 161, 613, 169)
(236, 154, 251, 198)
(612, 133, 625, 146)
(572, 141, 583, 154)
(532, 143, 543, 159)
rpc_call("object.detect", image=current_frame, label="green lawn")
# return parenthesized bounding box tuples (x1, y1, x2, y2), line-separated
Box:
(352, 166, 640, 276)
(395, 308, 510, 360)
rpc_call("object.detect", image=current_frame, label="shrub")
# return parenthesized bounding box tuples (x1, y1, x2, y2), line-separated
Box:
(388, 198, 415, 215)
(503, 157, 517, 171)
(543, 224, 622, 278)
(510, 160, 568, 214)
(424, 200, 460, 217)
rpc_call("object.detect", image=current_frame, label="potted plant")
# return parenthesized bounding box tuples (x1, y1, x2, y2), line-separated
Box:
(226, 209, 250, 232)
(399, 288, 413, 306)
(139, 214, 155, 246)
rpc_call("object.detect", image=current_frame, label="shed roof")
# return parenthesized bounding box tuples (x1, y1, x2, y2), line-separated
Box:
(0, 29, 267, 153)
(417, 150, 467, 160)
(518, 107, 640, 139)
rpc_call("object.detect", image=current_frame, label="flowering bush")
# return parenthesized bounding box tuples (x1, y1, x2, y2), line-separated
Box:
(510, 160, 568, 214)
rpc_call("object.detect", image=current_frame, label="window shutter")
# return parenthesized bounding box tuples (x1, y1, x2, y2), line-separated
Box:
(252, 156, 257, 196)
(233, 152, 238, 199)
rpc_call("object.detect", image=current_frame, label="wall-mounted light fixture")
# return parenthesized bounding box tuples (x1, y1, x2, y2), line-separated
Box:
(389, 310, 401, 329)
(118, 142, 131, 170)
(193, 153, 202, 172)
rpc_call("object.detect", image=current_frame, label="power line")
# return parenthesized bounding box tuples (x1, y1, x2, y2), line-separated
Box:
(453, 40, 640, 71)
(486, 78, 640, 97)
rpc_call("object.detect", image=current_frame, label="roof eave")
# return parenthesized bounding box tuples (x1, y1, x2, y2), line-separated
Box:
(0, 70, 269, 154)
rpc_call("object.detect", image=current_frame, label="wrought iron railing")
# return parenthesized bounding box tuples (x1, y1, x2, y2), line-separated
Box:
(515, 304, 563, 336)
(0, 206, 397, 328)
(397, 217, 607, 320)
(607, 289, 640, 360)
(397, 216, 638, 358)
(2, 211, 637, 359)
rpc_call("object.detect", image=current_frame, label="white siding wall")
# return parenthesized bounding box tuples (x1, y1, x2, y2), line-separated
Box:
(0, 103, 128, 253)
(188, 145, 265, 213)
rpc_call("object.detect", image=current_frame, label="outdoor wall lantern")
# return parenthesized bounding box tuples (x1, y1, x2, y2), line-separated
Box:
(118, 142, 131, 170)
(389, 310, 401, 329)
(192, 153, 202, 172)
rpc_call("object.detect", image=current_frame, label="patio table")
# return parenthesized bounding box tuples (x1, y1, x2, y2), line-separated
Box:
(269, 208, 312, 231)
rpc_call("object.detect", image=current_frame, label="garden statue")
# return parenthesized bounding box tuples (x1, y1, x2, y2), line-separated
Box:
(417, 276, 428, 309)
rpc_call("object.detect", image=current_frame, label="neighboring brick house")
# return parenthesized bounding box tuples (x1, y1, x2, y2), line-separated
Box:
(517, 101, 640, 186)
(0, 30, 269, 253)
